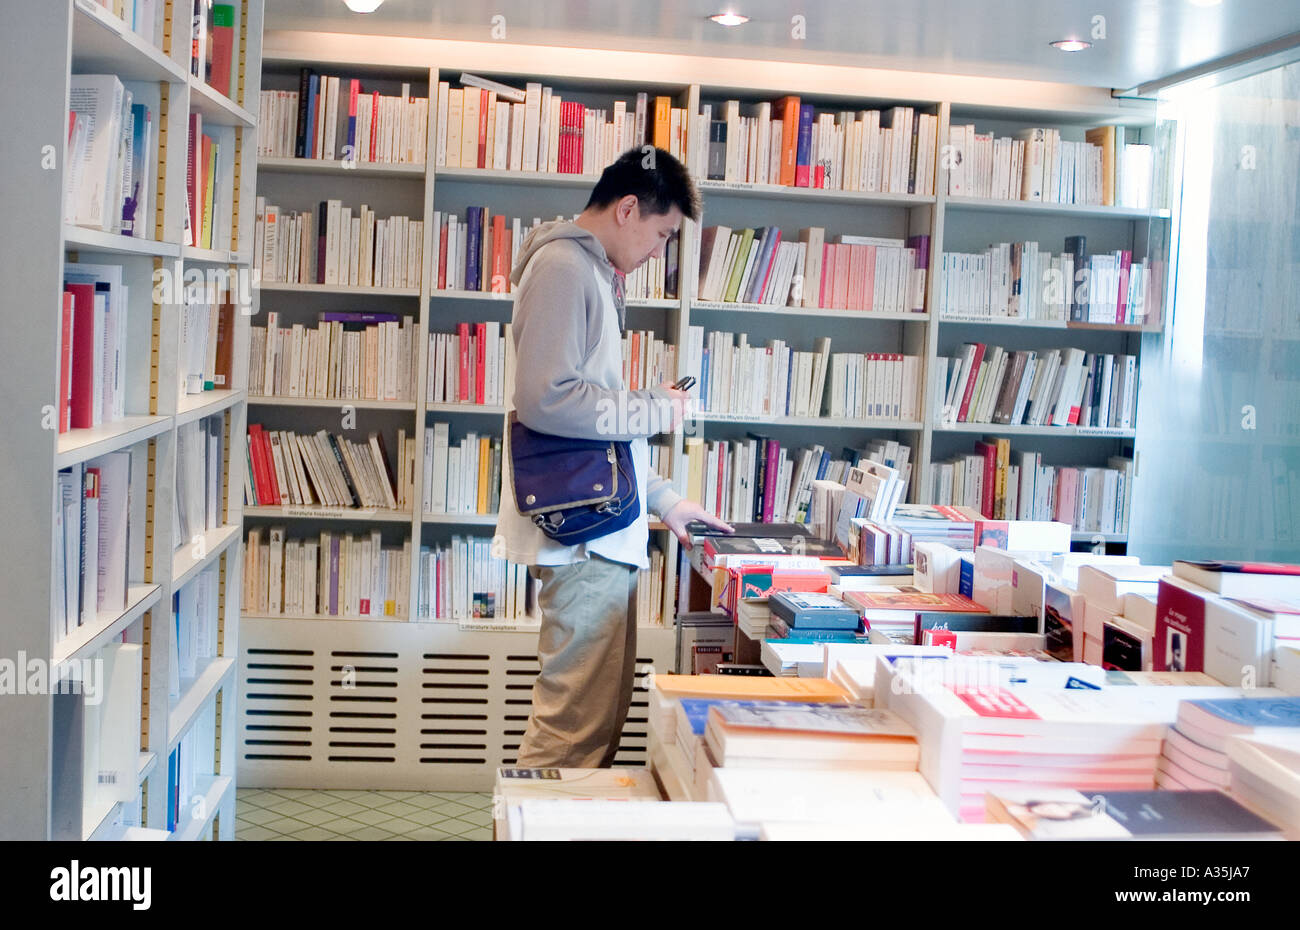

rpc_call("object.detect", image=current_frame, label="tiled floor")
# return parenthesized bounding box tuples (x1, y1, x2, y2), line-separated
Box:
(235, 788, 495, 841)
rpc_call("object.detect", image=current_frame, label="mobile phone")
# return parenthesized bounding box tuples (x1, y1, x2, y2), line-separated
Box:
(672, 375, 696, 391)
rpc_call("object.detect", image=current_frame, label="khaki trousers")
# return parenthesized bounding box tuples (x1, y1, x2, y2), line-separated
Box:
(516, 555, 638, 768)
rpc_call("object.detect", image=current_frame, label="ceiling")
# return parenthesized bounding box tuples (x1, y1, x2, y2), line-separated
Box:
(264, 0, 1300, 91)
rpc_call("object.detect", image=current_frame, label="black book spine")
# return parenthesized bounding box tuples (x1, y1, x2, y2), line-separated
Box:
(1064, 235, 1088, 322)
(294, 68, 313, 159)
(326, 434, 360, 507)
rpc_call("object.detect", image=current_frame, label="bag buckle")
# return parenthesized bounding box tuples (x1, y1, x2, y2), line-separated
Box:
(595, 500, 622, 517)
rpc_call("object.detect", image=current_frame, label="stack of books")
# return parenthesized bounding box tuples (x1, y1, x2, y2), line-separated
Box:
(1159, 696, 1300, 791)
(250, 312, 418, 401)
(244, 527, 412, 619)
(254, 199, 424, 289)
(66, 76, 154, 238)
(416, 536, 534, 622)
(986, 788, 1282, 840)
(492, 767, 661, 841)
(1225, 731, 1300, 839)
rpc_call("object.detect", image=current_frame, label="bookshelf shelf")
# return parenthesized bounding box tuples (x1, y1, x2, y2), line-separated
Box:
(258, 156, 426, 177)
(424, 402, 507, 415)
(64, 225, 180, 258)
(83, 797, 123, 842)
(943, 195, 1170, 220)
(187, 75, 256, 127)
(242, 612, 413, 623)
(54, 415, 172, 468)
(691, 413, 923, 430)
(933, 422, 1137, 437)
(171, 523, 242, 592)
(693, 300, 928, 323)
(168, 657, 238, 752)
(423, 512, 499, 525)
(259, 282, 419, 296)
(53, 583, 162, 666)
(70, 0, 185, 85)
(248, 395, 416, 410)
(137, 751, 157, 784)
(176, 389, 245, 426)
(698, 178, 936, 207)
(242, 506, 414, 522)
(939, 315, 1069, 329)
(173, 774, 234, 841)
(430, 288, 513, 301)
(434, 165, 599, 188)
(181, 245, 248, 265)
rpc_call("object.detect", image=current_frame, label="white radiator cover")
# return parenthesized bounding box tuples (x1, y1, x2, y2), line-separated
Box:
(238, 618, 676, 791)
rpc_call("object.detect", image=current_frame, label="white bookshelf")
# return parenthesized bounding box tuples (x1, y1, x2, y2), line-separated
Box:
(233, 28, 1171, 789)
(0, 0, 264, 840)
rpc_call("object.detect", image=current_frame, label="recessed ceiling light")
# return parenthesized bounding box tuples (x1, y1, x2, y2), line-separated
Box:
(342, 0, 385, 12)
(1050, 39, 1092, 52)
(709, 12, 750, 26)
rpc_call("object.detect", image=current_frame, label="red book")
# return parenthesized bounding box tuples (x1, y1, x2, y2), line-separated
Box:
(974, 440, 997, 518)
(261, 428, 283, 505)
(762, 439, 779, 523)
(574, 103, 586, 174)
(629, 331, 641, 390)
(813, 163, 825, 188)
(477, 88, 489, 169)
(1154, 577, 1207, 673)
(246, 425, 271, 505)
(207, 4, 234, 97)
(557, 101, 569, 173)
(457, 322, 471, 402)
(369, 92, 380, 160)
(186, 114, 201, 247)
(346, 79, 360, 161)
(475, 322, 487, 404)
(490, 214, 507, 292)
(65, 282, 97, 429)
(956, 342, 987, 422)
(59, 291, 75, 433)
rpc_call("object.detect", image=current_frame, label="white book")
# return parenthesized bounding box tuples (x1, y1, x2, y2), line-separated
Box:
(69, 74, 125, 230)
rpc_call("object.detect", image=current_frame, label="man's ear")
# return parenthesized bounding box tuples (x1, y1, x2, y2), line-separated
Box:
(615, 194, 638, 226)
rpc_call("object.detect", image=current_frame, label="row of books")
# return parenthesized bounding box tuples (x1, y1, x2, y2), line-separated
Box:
(426, 323, 511, 406)
(243, 527, 413, 619)
(179, 294, 234, 395)
(173, 417, 224, 552)
(60, 262, 130, 432)
(243, 424, 415, 512)
(416, 536, 534, 621)
(190, 1, 237, 100)
(66, 75, 153, 237)
(683, 330, 827, 419)
(620, 329, 677, 392)
(947, 124, 1154, 208)
(248, 313, 418, 402)
(697, 226, 928, 314)
(937, 239, 1156, 325)
(422, 425, 502, 516)
(169, 564, 219, 698)
(165, 697, 216, 834)
(186, 114, 228, 251)
(684, 438, 911, 527)
(936, 344, 1138, 429)
(54, 455, 130, 643)
(700, 99, 937, 196)
(87, 0, 164, 48)
(435, 76, 688, 173)
(827, 352, 922, 421)
(929, 440, 1134, 533)
(637, 547, 668, 627)
(431, 209, 682, 300)
(258, 72, 429, 164)
(254, 199, 424, 289)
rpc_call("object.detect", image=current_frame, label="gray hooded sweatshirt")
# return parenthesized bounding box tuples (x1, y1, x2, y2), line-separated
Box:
(494, 220, 682, 569)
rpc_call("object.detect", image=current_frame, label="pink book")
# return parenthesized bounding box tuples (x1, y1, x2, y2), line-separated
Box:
(762, 439, 780, 523)
(863, 245, 877, 312)
(1054, 467, 1078, 526)
(832, 243, 850, 309)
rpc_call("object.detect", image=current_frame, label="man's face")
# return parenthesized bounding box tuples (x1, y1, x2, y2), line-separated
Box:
(612, 197, 683, 275)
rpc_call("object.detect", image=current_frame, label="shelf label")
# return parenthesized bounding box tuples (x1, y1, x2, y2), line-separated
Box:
(1074, 427, 1129, 436)
(279, 507, 379, 519)
(458, 619, 541, 632)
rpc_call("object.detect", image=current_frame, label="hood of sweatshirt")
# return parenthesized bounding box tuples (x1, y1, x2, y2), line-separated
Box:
(509, 219, 613, 286)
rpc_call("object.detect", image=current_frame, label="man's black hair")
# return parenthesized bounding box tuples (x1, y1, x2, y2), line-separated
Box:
(585, 146, 701, 221)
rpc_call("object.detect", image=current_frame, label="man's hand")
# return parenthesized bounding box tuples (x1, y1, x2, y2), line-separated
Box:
(660, 499, 733, 550)
(656, 382, 691, 433)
